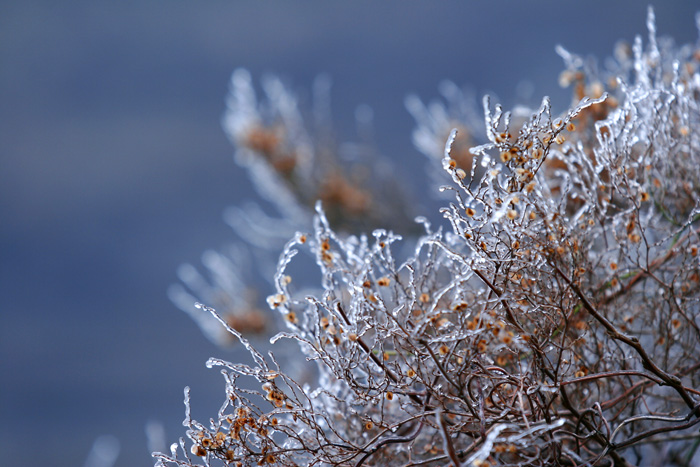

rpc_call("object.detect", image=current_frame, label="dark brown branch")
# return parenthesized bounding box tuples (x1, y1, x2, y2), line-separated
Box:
(553, 264, 700, 415)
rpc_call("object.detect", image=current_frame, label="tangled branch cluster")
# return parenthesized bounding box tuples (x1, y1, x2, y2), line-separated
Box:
(156, 9, 700, 466)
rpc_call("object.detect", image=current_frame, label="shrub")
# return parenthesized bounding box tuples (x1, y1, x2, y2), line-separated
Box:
(156, 8, 700, 466)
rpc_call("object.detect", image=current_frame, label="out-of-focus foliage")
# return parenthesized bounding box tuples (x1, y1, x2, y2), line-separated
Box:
(158, 8, 700, 466)
(169, 71, 416, 345)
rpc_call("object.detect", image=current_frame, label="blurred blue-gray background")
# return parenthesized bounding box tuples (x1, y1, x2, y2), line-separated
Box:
(1, 2, 698, 466)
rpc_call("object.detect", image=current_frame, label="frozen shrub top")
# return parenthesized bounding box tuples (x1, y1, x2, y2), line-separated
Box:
(157, 8, 700, 467)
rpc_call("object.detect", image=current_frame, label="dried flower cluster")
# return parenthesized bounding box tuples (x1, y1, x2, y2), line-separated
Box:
(156, 9, 700, 466)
